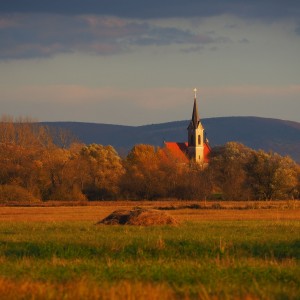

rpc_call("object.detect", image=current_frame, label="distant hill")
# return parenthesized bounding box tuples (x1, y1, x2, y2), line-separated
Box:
(42, 116, 300, 162)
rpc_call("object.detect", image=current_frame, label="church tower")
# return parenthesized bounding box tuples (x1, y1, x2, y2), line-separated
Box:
(187, 88, 206, 163)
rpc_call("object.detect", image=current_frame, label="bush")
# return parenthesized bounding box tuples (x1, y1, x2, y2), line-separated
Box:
(0, 185, 40, 203)
(47, 185, 87, 201)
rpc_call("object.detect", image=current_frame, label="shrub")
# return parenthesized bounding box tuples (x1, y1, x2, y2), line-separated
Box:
(47, 185, 87, 201)
(0, 185, 40, 203)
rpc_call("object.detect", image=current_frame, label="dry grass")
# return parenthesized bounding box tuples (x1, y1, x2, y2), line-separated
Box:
(171, 208, 300, 221)
(0, 277, 262, 300)
(0, 200, 299, 222)
(0, 278, 177, 300)
(98, 208, 179, 226)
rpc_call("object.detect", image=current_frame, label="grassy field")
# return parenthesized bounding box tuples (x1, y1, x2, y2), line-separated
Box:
(0, 202, 299, 299)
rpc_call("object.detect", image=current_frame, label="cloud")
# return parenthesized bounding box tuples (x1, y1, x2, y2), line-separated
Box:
(0, 84, 194, 124)
(0, 15, 128, 58)
(1, 0, 299, 20)
(2, 84, 300, 124)
(181, 46, 205, 53)
(201, 85, 300, 98)
(0, 84, 192, 108)
(1, 1, 298, 60)
(239, 38, 250, 44)
(224, 23, 239, 29)
(0, 14, 230, 59)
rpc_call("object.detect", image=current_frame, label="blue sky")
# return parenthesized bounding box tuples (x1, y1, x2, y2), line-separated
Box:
(1, 0, 300, 125)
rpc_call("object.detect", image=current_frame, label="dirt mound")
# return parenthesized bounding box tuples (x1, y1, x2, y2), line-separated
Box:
(97, 208, 179, 226)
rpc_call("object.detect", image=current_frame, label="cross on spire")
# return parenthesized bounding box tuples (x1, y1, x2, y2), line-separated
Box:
(193, 88, 197, 100)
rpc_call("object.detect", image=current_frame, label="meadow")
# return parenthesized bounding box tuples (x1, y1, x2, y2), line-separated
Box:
(0, 202, 299, 299)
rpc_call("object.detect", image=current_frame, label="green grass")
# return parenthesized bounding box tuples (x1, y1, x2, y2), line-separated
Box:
(0, 221, 299, 299)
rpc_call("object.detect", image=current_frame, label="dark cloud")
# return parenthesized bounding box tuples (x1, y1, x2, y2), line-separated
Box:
(1, 0, 300, 20)
(1, 1, 298, 60)
(0, 15, 128, 58)
(131, 27, 216, 46)
(224, 23, 239, 29)
(239, 38, 250, 44)
(180, 45, 205, 53)
(0, 14, 229, 59)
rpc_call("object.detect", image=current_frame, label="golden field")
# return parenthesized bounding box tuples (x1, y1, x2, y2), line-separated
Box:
(0, 200, 299, 222)
(0, 200, 299, 299)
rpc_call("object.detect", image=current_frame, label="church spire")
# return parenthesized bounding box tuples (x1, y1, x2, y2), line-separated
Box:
(187, 88, 206, 163)
(191, 88, 199, 128)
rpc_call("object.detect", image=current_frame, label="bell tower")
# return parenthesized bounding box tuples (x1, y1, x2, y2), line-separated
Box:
(187, 88, 205, 163)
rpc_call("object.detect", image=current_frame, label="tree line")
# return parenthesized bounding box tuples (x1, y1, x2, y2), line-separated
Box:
(0, 117, 299, 202)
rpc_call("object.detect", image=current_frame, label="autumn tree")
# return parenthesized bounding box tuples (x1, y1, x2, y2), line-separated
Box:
(40, 147, 73, 200)
(247, 151, 298, 200)
(121, 144, 212, 200)
(121, 145, 164, 199)
(0, 116, 82, 201)
(170, 161, 213, 200)
(207, 142, 254, 200)
(78, 144, 124, 200)
(0, 116, 54, 199)
(296, 165, 300, 199)
(1, 115, 299, 202)
(121, 144, 188, 199)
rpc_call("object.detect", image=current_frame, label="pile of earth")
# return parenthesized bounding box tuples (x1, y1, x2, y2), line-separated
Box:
(97, 207, 178, 226)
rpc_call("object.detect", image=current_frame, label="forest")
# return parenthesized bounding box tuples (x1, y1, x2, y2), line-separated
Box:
(0, 116, 299, 202)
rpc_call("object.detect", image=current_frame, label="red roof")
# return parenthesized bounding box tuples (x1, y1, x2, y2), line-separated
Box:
(164, 141, 211, 163)
(203, 142, 211, 163)
(164, 142, 189, 162)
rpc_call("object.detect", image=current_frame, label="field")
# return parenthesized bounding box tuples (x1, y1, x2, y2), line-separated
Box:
(0, 201, 299, 299)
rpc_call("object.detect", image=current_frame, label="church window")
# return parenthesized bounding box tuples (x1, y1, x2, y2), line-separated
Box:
(191, 135, 194, 146)
(198, 135, 201, 145)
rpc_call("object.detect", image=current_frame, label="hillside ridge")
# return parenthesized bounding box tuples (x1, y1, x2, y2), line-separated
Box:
(42, 116, 300, 162)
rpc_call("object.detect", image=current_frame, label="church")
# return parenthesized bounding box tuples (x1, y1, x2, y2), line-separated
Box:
(164, 89, 211, 164)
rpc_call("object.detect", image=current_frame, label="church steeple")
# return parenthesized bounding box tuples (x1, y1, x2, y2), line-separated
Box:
(164, 89, 210, 165)
(191, 89, 199, 129)
(188, 88, 206, 164)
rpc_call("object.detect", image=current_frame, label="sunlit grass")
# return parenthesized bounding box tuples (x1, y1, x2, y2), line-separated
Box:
(0, 221, 299, 299)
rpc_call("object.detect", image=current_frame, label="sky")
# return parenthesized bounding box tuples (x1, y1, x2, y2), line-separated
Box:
(0, 0, 300, 125)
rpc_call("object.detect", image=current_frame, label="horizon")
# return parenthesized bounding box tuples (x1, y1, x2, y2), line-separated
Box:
(39, 115, 300, 127)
